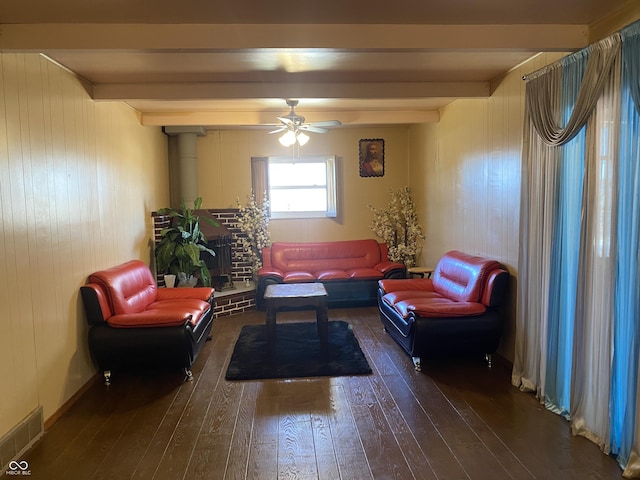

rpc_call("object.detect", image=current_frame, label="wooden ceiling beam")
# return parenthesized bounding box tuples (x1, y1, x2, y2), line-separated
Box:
(140, 109, 441, 127)
(1, 23, 588, 51)
(92, 81, 490, 101)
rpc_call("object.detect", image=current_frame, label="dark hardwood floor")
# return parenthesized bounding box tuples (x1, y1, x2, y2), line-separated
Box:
(24, 307, 623, 479)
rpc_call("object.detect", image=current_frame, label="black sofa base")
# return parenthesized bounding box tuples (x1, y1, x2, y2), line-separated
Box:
(86, 306, 214, 378)
(377, 289, 502, 368)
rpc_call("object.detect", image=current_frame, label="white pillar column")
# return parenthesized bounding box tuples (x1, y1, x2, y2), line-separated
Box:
(163, 126, 206, 206)
(177, 132, 198, 206)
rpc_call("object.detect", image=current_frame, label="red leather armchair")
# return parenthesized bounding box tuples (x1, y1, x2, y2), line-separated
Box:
(378, 250, 509, 371)
(80, 260, 214, 384)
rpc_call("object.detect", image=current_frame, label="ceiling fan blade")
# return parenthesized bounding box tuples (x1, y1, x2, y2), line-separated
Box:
(309, 120, 342, 127)
(276, 116, 294, 125)
(301, 125, 329, 134)
(271, 100, 341, 137)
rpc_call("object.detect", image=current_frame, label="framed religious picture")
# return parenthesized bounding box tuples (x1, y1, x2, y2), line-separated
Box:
(359, 138, 385, 177)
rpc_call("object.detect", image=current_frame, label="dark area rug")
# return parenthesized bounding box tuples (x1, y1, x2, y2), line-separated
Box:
(225, 320, 372, 380)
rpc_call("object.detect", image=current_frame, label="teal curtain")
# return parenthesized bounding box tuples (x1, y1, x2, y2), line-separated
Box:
(515, 20, 640, 477)
(545, 52, 587, 418)
(622, 22, 640, 110)
(612, 20, 640, 468)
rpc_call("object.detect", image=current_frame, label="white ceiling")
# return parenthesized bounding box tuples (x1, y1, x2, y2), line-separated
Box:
(1, 0, 633, 129)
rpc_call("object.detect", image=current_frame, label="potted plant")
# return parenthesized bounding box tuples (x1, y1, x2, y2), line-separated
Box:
(155, 197, 218, 287)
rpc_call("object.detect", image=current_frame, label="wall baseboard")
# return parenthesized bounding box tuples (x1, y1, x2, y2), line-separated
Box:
(44, 372, 100, 431)
(0, 407, 43, 474)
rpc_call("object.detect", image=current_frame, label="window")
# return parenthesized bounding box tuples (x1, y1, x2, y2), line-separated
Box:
(264, 155, 338, 219)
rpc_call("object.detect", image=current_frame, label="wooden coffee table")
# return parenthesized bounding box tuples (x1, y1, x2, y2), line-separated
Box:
(264, 283, 329, 352)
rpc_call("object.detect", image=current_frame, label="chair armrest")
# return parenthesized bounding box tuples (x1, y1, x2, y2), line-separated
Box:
(378, 278, 434, 294)
(482, 269, 510, 307)
(80, 284, 112, 325)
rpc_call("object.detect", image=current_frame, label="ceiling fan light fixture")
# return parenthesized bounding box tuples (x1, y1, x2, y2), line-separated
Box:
(279, 130, 297, 147)
(273, 100, 340, 147)
(296, 131, 310, 146)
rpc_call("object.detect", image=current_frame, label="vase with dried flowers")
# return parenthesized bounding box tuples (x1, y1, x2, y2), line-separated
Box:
(368, 186, 425, 267)
(236, 191, 271, 278)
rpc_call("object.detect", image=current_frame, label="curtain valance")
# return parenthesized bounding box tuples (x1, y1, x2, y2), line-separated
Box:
(525, 35, 621, 146)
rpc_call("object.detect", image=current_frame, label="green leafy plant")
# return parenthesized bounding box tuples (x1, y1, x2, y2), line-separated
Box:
(155, 197, 218, 287)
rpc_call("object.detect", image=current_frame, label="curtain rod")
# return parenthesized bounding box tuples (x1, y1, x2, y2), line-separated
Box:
(521, 19, 639, 81)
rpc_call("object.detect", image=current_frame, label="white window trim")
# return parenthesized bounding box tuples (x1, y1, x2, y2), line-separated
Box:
(267, 155, 338, 220)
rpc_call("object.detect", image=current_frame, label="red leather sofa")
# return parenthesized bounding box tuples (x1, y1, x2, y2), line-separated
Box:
(377, 250, 509, 371)
(80, 260, 214, 384)
(257, 239, 406, 309)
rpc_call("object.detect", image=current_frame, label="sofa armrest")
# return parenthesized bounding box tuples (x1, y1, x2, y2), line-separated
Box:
(257, 266, 284, 280)
(80, 284, 112, 325)
(156, 287, 214, 303)
(378, 278, 434, 294)
(375, 261, 406, 277)
(261, 247, 273, 267)
(482, 269, 510, 307)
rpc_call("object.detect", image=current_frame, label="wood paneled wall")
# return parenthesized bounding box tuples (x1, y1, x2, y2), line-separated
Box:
(0, 53, 169, 438)
(192, 126, 411, 243)
(408, 52, 568, 361)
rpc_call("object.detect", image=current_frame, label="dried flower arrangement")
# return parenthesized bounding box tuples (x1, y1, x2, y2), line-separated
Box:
(369, 186, 425, 267)
(236, 191, 271, 276)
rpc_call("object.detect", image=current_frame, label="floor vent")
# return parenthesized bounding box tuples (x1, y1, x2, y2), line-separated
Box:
(0, 407, 43, 474)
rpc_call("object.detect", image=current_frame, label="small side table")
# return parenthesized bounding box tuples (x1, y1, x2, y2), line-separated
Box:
(407, 266, 434, 279)
(264, 283, 329, 353)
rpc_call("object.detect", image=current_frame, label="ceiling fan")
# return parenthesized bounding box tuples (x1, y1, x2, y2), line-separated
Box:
(269, 99, 342, 146)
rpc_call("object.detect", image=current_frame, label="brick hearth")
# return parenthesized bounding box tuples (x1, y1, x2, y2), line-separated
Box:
(213, 283, 257, 317)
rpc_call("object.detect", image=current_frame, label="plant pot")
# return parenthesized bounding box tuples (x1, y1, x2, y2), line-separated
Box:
(177, 272, 198, 288)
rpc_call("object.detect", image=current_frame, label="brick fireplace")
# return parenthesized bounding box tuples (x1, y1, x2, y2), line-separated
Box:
(152, 208, 257, 317)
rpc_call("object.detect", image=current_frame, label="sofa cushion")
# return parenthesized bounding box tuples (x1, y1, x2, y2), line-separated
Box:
(382, 291, 441, 306)
(106, 299, 211, 328)
(282, 271, 316, 283)
(156, 287, 213, 302)
(270, 240, 382, 273)
(88, 260, 157, 315)
(315, 270, 350, 281)
(394, 298, 487, 318)
(432, 251, 502, 303)
(379, 278, 434, 293)
(309, 268, 384, 282)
